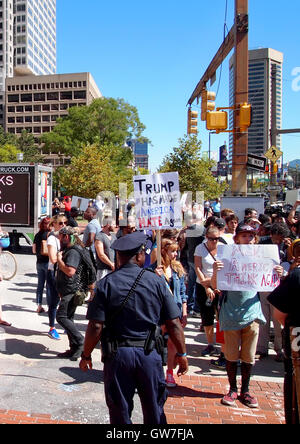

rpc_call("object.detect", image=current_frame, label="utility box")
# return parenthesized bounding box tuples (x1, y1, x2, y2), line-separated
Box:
(0, 164, 53, 245)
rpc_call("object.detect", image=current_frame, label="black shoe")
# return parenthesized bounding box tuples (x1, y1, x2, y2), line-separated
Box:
(57, 349, 74, 359)
(70, 345, 84, 361)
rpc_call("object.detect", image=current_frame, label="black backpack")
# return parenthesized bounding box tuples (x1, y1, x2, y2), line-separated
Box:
(71, 244, 97, 292)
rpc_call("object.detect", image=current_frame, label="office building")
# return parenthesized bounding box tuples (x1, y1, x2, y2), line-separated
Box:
(229, 48, 283, 161)
(127, 139, 149, 170)
(0, 0, 57, 127)
(5, 72, 102, 165)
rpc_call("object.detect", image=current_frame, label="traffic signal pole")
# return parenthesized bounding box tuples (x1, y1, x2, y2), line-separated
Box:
(188, 0, 249, 196)
(231, 0, 248, 196)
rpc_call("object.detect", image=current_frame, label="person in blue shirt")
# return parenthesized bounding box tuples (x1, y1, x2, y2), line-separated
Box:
(211, 223, 283, 409)
(79, 231, 188, 424)
(154, 238, 188, 387)
(211, 198, 221, 217)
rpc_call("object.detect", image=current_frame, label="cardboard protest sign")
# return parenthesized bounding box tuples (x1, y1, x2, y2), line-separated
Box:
(133, 172, 182, 230)
(217, 244, 280, 292)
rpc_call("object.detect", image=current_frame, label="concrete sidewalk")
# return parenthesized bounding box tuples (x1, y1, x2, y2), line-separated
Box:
(0, 246, 285, 424)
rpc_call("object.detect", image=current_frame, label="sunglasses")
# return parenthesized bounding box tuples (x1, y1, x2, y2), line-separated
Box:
(58, 221, 67, 226)
(207, 237, 220, 242)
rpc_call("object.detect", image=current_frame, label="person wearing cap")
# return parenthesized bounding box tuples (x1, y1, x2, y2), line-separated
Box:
(211, 223, 271, 409)
(56, 226, 95, 361)
(268, 239, 300, 424)
(79, 231, 188, 424)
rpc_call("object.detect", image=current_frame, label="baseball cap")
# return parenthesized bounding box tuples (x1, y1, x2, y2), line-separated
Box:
(235, 223, 257, 234)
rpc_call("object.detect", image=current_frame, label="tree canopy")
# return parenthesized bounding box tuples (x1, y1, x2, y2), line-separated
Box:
(158, 135, 228, 199)
(41, 97, 149, 157)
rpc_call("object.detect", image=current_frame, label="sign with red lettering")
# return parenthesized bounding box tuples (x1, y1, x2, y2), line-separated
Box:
(216, 244, 280, 292)
(0, 174, 30, 225)
(133, 172, 182, 230)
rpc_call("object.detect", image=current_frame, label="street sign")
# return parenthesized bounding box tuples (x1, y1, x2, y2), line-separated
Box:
(264, 146, 283, 163)
(247, 154, 266, 172)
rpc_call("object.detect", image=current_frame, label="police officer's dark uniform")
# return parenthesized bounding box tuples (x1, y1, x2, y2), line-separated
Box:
(268, 266, 300, 424)
(82, 232, 187, 424)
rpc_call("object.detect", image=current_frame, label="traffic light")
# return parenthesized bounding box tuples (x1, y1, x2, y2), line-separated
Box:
(187, 108, 198, 135)
(201, 90, 216, 121)
(206, 111, 228, 133)
(239, 103, 252, 132)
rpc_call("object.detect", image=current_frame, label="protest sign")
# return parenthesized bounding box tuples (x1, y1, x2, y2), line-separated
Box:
(216, 244, 280, 292)
(133, 172, 182, 230)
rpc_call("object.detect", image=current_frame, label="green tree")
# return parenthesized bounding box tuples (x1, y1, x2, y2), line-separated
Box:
(59, 144, 134, 198)
(17, 130, 43, 163)
(158, 135, 228, 199)
(41, 97, 149, 157)
(0, 143, 19, 162)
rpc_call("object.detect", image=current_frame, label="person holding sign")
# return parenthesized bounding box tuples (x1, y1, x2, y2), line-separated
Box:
(154, 238, 188, 387)
(211, 223, 283, 409)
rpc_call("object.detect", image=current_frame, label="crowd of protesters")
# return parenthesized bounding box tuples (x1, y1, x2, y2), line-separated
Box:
(1, 194, 299, 421)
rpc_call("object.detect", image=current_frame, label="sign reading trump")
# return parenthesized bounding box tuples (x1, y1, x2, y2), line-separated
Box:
(217, 244, 281, 292)
(133, 172, 182, 230)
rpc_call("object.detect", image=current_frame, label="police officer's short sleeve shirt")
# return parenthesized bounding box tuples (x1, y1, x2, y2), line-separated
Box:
(268, 268, 300, 327)
(87, 263, 181, 340)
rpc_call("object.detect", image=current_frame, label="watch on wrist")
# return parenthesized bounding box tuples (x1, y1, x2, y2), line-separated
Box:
(176, 352, 187, 357)
(81, 352, 92, 361)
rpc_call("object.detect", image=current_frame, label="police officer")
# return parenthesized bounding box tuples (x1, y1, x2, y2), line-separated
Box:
(79, 231, 188, 424)
(268, 239, 300, 424)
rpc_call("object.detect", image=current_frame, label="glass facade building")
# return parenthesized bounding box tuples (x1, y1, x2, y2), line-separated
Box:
(229, 48, 283, 162)
(0, 0, 56, 127)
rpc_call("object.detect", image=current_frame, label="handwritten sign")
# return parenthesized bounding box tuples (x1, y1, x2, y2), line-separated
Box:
(217, 244, 280, 292)
(0, 173, 30, 225)
(133, 172, 182, 229)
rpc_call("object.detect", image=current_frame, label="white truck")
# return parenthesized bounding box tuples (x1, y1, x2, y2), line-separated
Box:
(0, 163, 53, 248)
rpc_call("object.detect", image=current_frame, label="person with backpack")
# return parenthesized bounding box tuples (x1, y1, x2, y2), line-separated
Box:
(56, 226, 96, 361)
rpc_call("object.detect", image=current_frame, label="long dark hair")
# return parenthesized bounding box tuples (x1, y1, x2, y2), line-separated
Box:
(39, 217, 51, 233)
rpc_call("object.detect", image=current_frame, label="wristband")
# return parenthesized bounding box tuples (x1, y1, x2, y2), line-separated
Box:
(81, 352, 92, 361)
(176, 352, 187, 357)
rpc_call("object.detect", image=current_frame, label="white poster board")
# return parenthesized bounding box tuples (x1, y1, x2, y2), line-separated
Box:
(217, 244, 280, 292)
(133, 172, 182, 230)
(221, 197, 264, 222)
(71, 196, 90, 212)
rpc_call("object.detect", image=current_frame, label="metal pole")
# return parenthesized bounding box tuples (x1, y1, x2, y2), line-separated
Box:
(231, 0, 249, 196)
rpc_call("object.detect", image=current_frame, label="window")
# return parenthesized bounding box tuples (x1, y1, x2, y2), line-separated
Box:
(8, 94, 19, 102)
(74, 91, 86, 100)
(21, 93, 32, 102)
(60, 91, 72, 100)
(47, 92, 59, 100)
(34, 92, 45, 101)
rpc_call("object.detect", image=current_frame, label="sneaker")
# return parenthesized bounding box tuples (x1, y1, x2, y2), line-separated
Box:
(210, 356, 227, 370)
(221, 390, 238, 407)
(201, 344, 219, 357)
(192, 311, 202, 318)
(48, 328, 61, 340)
(166, 372, 177, 388)
(239, 392, 259, 409)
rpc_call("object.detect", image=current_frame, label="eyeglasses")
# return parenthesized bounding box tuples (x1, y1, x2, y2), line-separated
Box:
(207, 237, 220, 242)
(58, 221, 66, 226)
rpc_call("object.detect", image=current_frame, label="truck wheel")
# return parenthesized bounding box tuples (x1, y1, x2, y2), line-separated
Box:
(0, 251, 17, 280)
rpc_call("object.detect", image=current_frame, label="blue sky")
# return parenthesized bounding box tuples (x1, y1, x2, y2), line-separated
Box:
(56, 0, 300, 171)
